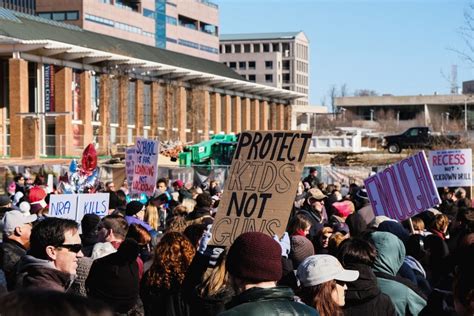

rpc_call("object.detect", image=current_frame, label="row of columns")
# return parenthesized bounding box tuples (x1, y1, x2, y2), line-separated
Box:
(7, 58, 293, 159)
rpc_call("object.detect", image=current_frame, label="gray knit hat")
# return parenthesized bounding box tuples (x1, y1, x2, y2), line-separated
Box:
(290, 235, 315, 267)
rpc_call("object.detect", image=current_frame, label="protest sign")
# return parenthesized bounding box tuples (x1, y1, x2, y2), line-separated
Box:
(125, 146, 136, 188)
(364, 151, 441, 222)
(49, 193, 110, 221)
(76, 193, 110, 220)
(428, 148, 472, 188)
(49, 194, 78, 221)
(131, 138, 159, 196)
(211, 131, 312, 247)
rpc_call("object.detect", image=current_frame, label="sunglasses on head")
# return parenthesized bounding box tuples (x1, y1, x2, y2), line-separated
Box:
(57, 244, 82, 253)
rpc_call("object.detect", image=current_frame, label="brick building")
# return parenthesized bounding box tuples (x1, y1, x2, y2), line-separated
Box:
(0, 9, 303, 159)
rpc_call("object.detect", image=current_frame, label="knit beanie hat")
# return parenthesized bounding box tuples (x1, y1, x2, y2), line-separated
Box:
(81, 213, 101, 235)
(226, 232, 282, 282)
(332, 200, 355, 218)
(125, 201, 144, 216)
(28, 186, 47, 204)
(290, 235, 315, 267)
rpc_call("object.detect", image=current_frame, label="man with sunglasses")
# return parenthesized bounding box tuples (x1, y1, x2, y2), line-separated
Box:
(17, 217, 83, 292)
(298, 188, 329, 241)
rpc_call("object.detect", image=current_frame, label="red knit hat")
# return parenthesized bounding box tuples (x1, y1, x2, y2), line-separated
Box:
(226, 232, 282, 282)
(28, 186, 47, 204)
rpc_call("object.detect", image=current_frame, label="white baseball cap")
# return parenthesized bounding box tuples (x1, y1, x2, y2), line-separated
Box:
(297, 254, 359, 287)
(2, 210, 37, 234)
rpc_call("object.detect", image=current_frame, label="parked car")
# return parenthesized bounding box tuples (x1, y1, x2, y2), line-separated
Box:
(381, 127, 461, 153)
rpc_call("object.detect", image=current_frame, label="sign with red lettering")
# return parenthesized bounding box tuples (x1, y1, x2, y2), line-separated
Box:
(364, 151, 441, 222)
(428, 149, 472, 188)
(131, 138, 159, 197)
(210, 131, 312, 247)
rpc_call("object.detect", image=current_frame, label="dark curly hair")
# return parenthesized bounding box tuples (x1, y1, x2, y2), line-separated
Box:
(145, 232, 195, 289)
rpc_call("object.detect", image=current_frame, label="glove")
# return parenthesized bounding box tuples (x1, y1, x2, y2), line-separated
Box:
(198, 224, 212, 254)
(273, 232, 290, 258)
(205, 245, 226, 267)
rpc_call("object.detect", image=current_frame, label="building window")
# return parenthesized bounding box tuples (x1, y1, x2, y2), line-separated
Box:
(128, 81, 136, 125)
(225, 45, 232, 53)
(143, 84, 151, 127)
(143, 8, 155, 18)
(248, 61, 256, 69)
(200, 44, 219, 54)
(178, 39, 199, 49)
(253, 44, 260, 53)
(283, 73, 290, 84)
(244, 44, 251, 53)
(200, 21, 218, 36)
(229, 62, 236, 69)
(234, 44, 241, 53)
(66, 11, 79, 20)
(239, 61, 246, 69)
(265, 74, 273, 83)
(52, 12, 66, 21)
(248, 74, 256, 82)
(282, 42, 290, 56)
(265, 61, 273, 69)
(166, 15, 177, 25)
(178, 14, 198, 30)
(263, 43, 270, 52)
(283, 60, 290, 70)
(272, 43, 279, 52)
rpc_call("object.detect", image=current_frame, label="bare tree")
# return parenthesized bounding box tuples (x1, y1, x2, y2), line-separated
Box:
(340, 83, 349, 97)
(354, 89, 378, 97)
(328, 85, 337, 113)
(454, 0, 474, 65)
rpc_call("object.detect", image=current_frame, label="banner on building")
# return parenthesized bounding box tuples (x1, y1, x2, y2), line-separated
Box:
(428, 149, 472, 188)
(131, 138, 159, 196)
(44, 64, 55, 112)
(210, 131, 312, 247)
(364, 151, 441, 222)
(49, 193, 110, 222)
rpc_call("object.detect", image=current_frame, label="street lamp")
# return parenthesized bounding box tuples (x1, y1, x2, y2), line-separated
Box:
(370, 109, 374, 121)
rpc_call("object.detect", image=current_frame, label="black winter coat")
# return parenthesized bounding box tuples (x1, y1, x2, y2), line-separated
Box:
(0, 238, 27, 290)
(343, 263, 396, 316)
(140, 275, 190, 316)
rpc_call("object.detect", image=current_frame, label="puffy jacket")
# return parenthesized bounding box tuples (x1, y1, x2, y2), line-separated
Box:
(0, 238, 27, 290)
(370, 232, 427, 316)
(343, 263, 396, 316)
(219, 286, 318, 316)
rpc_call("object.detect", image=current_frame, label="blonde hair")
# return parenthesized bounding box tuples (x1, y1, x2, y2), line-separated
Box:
(144, 204, 160, 231)
(433, 214, 449, 233)
(182, 198, 196, 213)
(411, 217, 425, 232)
(199, 254, 228, 297)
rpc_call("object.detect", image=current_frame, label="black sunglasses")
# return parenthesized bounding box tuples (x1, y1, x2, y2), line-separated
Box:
(57, 244, 82, 253)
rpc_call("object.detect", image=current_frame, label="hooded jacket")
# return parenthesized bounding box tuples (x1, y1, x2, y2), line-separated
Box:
(370, 232, 427, 316)
(16, 255, 74, 292)
(343, 263, 396, 316)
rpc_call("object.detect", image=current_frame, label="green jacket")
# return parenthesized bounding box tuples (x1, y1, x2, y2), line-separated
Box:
(371, 231, 427, 316)
(218, 286, 318, 316)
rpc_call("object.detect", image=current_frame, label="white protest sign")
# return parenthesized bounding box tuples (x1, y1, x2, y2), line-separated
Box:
(131, 138, 159, 196)
(125, 147, 136, 188)
(49, 194, 78, 221)
(76, 193, 110, 221)
(429, 148, 472, 188)
(364, 151, 441, 222)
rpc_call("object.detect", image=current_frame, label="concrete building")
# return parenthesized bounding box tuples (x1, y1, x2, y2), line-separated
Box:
(335, 94, 474, 131)
(33, 0, 220, 61)
(0, 0, 35, 14)
(0, 8, 304, 159)
(219, 32, 310, 105)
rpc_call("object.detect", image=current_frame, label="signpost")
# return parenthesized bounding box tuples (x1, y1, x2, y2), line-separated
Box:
(428, 148, 472, 188)
(211, 131, 312, 247)
(364, 151, 441, 222)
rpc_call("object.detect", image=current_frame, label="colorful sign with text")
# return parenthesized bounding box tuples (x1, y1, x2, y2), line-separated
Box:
(364, 151, 440, 222)
(428, 148, 472, 188)
(131, 138, 159, 196)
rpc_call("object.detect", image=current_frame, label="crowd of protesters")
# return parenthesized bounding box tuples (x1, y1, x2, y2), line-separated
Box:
(0, 167, 472, 316)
